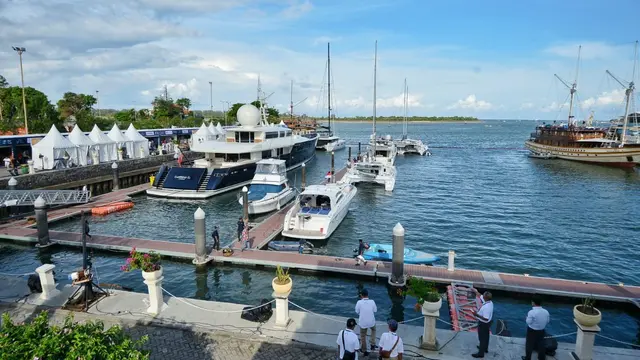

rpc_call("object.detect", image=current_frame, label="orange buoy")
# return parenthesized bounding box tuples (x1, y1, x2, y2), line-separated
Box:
(91, 202, 134, 216)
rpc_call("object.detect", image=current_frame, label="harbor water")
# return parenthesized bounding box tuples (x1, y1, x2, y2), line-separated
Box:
(2, 120, 639, 348)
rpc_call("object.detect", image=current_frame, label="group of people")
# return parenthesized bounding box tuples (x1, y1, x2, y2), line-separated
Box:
(3, 151, 30, 176)
(207, 217, 249, 252)
(337, 289, 404, 360)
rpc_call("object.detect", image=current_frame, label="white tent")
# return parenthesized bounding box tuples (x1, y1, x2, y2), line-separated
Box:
(208, 122, 219, 138)
(68, 125, 97, 166)
(89, 125, 118, 162)
(192, 123, 215, 146)
(108, 124, 134, 160)
(216, 122, 225, 135)
(124, 123, 150, 159)
(31, 125, 79, 170)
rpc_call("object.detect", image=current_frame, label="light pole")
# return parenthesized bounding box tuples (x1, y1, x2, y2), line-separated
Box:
(12, 46, 28, 134)
(95, 90, 100, 118)
(208, 81, 213, 120)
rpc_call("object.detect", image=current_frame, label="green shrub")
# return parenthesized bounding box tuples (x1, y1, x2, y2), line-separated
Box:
(404, 276, 441, 304)
(0, 311, 149, 360)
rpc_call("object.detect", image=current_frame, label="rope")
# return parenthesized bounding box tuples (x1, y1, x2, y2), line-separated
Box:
(161, 287, 274, 313)
(0, 271, 35, 277)
(398, 316, 425, 324)
(545, 331, 577, 339)
(596, 334, 640, 347)
(287, 300, 347, 323)
(437, 318, 454, 327)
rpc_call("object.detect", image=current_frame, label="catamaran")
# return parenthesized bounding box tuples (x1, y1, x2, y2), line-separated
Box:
(394, 79, 430, 156)
(341, 41, 398, 191)
(316, 43, 346, 152)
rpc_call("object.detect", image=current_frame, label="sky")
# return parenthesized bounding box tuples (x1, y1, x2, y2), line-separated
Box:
(0, 0, 639, 120)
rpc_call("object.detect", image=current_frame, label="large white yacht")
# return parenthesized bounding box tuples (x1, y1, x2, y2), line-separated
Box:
(341, 41, 398, 192)
(238, 159, 296, 214)
(281, 182, 357, 240)
(147, 103, 318, 199)
(394, 79, 430, 156)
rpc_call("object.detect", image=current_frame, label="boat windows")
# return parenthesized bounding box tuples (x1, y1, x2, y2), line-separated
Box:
(265, 132, 279, 139)
(247, 184, 284, 201)
(224, 153, 251, 162)
(262, 150, 271, 159)
(235, 131, 255, 143)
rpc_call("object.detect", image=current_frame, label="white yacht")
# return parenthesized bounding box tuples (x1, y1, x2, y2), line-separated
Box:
(325, 139, 346, 152)
(316, 43, 345, 152)
(281, 182, 357, 240)
(341, 41, 398, 192)
(238, 159, 297, 214)
(147, 101, 317, 199)
(394, 79, 429, 156)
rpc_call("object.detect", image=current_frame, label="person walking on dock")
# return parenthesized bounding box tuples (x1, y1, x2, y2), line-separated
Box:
(211, 225, 220, 251)
(522, 294, 550, 360)
(378, 319, 404, 360)
(84, 220, 91, 240)
(471, 288, 493, 358)
(337, 318, 360, 360)
(355, 288, 377, 356)
(237, 217, 244, 242)
(355, 239, 368, 266)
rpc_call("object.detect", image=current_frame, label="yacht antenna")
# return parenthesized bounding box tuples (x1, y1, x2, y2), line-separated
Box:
(372, 41, 378, 156)
(554, 45, 581, 126)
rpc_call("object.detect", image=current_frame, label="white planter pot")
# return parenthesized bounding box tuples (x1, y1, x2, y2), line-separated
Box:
(142, 267, 163, 281)
(421, 298, 442, 314)
(272, 277, 292, 296)
(573, 305, 602, 327)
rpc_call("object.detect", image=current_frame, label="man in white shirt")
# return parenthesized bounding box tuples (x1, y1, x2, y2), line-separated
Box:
(336, 318, 360, 360)
(523, 294, 550, 360)
(471, 288, 494, 358)
(378, 319, 404, 360)
(355, 289, 377, 356)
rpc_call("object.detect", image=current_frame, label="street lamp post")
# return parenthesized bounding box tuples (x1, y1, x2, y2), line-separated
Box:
(12, 46, 28, 134)
(96, 90, 100, 118)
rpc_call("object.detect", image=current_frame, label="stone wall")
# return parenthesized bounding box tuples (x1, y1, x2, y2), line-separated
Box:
(1, 152, 201, 190)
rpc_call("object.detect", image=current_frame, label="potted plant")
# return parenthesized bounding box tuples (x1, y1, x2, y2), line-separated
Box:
(573, 297, 601, 327)
(121, 247, 162, 281)
(405, 277, 442, 313)
(272, 265, 292, 296)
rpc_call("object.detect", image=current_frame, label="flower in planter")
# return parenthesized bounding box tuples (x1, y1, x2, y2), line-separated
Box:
(121, 247, 161, 273)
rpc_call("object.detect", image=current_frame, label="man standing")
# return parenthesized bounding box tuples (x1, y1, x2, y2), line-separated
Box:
(211, 225, 220, 251)
(355, 289, 377, 356)
(237, 217, 244, 242)
(355, 239, 368, 266)
(523, 295, 550, 360)
(471, 288, 493, 359)
(378, 319, 404, 360)
(84, 220, 91, 240)
(336, 318, 360, 360)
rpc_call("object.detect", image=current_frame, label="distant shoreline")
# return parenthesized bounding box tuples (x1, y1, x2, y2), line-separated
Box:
(330, 119, 482, 124)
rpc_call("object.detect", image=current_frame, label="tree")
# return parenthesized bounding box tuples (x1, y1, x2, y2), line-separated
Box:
(0, 86, 59, 133)
(175, 98, 191, 112)
(57, 92, 97, 119)
(0, 75, 7, 88)
(151, 96, 181, 121)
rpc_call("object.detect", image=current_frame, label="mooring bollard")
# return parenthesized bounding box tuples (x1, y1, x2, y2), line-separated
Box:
(274, 291, 291, 328)
(35, 264, 58, 300)
(34, 196, 51, 248)
(193, 207, 207, 264)
(388, 223, 406, 286)
(573, 320, 600, 360)
(143, 268, 165, 315)
(242, 186, 249, 220)
(27, 160, 35, 174)
(111, 162, 120, 190)
(448, 250, 456, 271)
(8, 177, 17, 190)
(348, 146, 352, 162)
(420, 304, 440, 350)
(301, 163, 306, 191)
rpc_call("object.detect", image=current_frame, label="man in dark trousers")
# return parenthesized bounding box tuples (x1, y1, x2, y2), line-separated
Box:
(523, 294, 550, 360)
(84, 220, 91, 239)
(237, 217, 244, 242)
(211, 225, 220, 251)
(471, 288, 494, 358)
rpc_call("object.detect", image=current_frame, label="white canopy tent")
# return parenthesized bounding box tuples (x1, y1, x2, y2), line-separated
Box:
(216, 122, 225, 135)
(124, 124, 150, 158)
(31, 125, 79, 170)
(108, 124, 134, 160)
(208, 122, 220, 139)
(192, 123, 215, 146)
(68, 125, 97, 166)
(89, 125, 118, 162)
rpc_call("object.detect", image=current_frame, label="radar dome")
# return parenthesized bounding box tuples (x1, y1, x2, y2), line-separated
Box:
(237, 104, 261, 127)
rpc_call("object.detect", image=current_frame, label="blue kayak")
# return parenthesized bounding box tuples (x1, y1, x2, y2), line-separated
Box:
(362, 243, 440, 265)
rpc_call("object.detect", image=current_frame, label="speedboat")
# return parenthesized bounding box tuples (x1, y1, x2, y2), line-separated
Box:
(238, 159, 296, 214)
(282, 182, 357, 240)
(362, 243, 440, 265)
(325, 139, 346, 152)
(268, 240, 314, 253)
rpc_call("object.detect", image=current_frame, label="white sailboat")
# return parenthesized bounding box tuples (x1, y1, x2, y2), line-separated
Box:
(282, 182, 357, 240)
(394, 79, 430, 156)
(341, 41, 397, 191)
(238, 159, 297, 214)
(316, 42, 346, 151)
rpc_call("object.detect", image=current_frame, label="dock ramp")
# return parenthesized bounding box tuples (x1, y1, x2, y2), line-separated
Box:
(1, 190, 91, 207)
(446, 282, 482, 332)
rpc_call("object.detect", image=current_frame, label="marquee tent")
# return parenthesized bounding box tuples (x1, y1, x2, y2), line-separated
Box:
(68, 125, 97, 166)
(108, 124, 134, 160)
(88, 125, 118, 162)
(31, 125, 79, 170)
(124, 123, 150, 158)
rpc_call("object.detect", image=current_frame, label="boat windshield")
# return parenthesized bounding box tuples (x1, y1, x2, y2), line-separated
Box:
(247, 184, 284, 200)
(255, 162, 285, 175)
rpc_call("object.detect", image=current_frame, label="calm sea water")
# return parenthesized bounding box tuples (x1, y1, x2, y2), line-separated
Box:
(2, 120, 639, 348)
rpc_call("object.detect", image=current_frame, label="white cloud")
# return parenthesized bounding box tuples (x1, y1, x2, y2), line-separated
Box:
(544, 42, 622, 60)
(540, 101, 569, 112)
(447, 95, 493, 111)
(520, 102, 534, 109)
(581, 89, 626, 109)
(281, 0, 313, 19)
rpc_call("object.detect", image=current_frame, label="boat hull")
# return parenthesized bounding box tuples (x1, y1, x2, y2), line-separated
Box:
(362, 243, 440, 265)
(239, 189, 296, 215)
(524, 141, 640, 168)
(342, 164, 396, 191)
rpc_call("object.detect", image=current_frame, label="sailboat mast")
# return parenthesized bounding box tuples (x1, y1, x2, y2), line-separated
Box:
(567, 46, 581, 125)
(621, 41, 637, 145)
(403, 78, 408, 138)
(327, 42, 332, 133)
(373, 41, 378, 146)
(290, 80, 294, 121)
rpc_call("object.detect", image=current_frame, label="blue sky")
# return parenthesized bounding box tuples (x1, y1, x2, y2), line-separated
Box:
(0, 0, 639, 120)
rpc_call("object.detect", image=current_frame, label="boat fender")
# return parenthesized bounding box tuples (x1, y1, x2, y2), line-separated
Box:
(276, 198, 281, 210)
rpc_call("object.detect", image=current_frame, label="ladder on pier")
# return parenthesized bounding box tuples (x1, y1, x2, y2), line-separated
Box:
(0, 190, 91, 207)
(446, 282, 482, 332)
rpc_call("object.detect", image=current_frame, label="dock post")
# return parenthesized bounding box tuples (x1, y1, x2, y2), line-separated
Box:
(348, 146, 351, 162)
(35, 264, 59, 300)
(27, 160, 35, 174)
(388, 223, 406, 287)
(242, 186, 249, 221)
(301, 163, 306, 191)
(8, 177, 17, 190)
(330, 151, 335, 183)
(34, 196, 51, 248)
(572, 320, 600, 360)
(274, 290, 292, 328)
(193, 207, 208, 265)
(111, 162, 120, 191)
(448, 250, 456, 271)
(143, 268, 166, 315)
(420, 308, 439, 350)
(358, 142, 361, 157)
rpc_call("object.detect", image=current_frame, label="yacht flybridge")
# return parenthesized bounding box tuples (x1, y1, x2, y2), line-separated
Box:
(394, 79, 430, 156)
(341, 41, 398, 191)
(238, 159, 296, 214)
(316, 42, 346, 152)
(147, 100, 317, 199)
